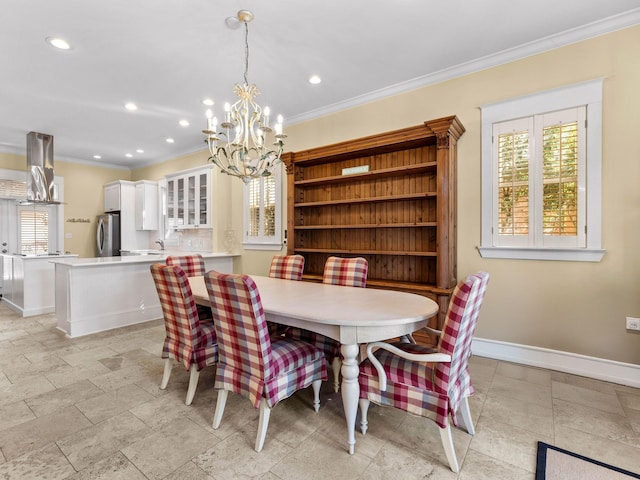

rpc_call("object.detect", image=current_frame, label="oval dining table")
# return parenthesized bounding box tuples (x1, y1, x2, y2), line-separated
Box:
(188, 274, 439, 454)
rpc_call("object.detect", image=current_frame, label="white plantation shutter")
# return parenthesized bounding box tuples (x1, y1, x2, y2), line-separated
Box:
(263, 175, 276, 236)
(539, 108, 585, 248)
(243, 167, 282, 249)
(495, 117, 531, 245)
(491, 107, 585, 249)
(248, 178, 260, 236)
(19, 208, 49, 254)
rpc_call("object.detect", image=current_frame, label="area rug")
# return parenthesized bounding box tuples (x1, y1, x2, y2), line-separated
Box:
(536, 441, 640, 480)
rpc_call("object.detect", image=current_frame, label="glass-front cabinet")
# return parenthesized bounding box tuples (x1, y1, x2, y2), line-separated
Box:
(165, 166, 212, 229)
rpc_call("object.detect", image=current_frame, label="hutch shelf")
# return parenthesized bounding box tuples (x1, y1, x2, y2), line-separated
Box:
(282, 115, 465, 330)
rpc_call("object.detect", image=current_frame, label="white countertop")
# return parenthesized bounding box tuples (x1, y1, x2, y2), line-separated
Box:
(50, 251, 238, 267)
(1, 253, 78, 260)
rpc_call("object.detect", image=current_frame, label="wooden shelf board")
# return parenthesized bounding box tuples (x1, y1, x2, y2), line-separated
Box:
(299, 274, 452, 296)
(294, 162, 437, 186)
(294, 222, 437, 229)
(366, 280, 452, 296)
(295, 192, 436, 207)
(294, 248, 437, 257)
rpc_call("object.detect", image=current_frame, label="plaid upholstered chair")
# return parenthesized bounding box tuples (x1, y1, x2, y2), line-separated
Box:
(267, 254, 305, 336)
(268, 254, 305, 281)
(150, 263, 218, 406)
(286, 256, 368, 392)
(166, 254, 212, 321)
(204, 271, 327, 452)
(166, 254, 206, 277)
(358, 272, 489, 473)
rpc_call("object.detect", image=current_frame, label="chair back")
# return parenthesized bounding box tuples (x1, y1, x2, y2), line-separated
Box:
(322, 256, 368, 287)
(166, 254, 205, 277)
(204, 272, 273, 394)
(268, 254, 305, 281)
(433, 272, 490, 399)
(150, 263, 202, 355)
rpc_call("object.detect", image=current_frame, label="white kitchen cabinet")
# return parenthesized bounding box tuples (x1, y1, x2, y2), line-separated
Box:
(166, 165, 212, 229)
(1, 253, 77, 316)
(135, 180, 158, 230)
(103, 180, 142, 251)
(53, 253, 235, 337)
(103, 182, 121, 212)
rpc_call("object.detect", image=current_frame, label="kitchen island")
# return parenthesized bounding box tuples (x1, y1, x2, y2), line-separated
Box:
(1, 253, 78, 317)
(52, 252, 237, 338)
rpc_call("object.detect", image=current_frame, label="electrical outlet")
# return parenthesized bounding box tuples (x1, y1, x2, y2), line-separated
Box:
(626, 317, 640, 331)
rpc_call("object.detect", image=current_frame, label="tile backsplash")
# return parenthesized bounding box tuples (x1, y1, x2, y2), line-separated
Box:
(163, 228, 213, 252)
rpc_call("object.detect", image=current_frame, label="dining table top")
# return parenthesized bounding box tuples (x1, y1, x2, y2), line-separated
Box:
(188, 274, 439, 343)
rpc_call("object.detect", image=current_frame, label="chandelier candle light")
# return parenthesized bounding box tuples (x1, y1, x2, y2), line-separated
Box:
(202, 10, 286, 184)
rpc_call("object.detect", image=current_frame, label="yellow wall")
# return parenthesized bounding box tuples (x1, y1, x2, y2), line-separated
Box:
(54, 162, 131, 257)
(280, 25, 640, 364)
(0, 152, 25, 171)
(1, 25, 638, 364)
(0, 152, 130, 258)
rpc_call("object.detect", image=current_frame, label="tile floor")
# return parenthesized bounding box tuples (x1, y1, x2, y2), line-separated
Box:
(0, 300, 639, 479)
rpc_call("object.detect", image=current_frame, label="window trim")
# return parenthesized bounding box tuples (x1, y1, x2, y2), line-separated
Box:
(242, 166, 283, 251)
(478, 79, 605, 262)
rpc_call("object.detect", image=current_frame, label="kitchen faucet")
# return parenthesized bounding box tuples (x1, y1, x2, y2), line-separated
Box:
(155, 239, 165, 250)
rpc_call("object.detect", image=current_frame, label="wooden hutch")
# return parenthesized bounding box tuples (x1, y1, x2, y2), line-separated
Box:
(282, 115, 464, 331)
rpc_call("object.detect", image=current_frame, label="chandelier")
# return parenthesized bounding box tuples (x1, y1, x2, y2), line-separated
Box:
(202, 10, 286, 184)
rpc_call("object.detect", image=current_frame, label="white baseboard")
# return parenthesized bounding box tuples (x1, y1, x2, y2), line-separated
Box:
(59, 306, 163, 338)
(472, 337, 640, 388)
(0, 298, 52, 317)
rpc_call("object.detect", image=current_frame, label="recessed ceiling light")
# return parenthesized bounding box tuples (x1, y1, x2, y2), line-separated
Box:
(179, 119, 190, 127)
(165, 138, 175, 143)
(93, 155, 101, 159)
(309, 75, 322, 85)
(125, 153, 133, 158)
(124, 102, 138, 111)
(136, 149, 144, 154)
(46, 37, 71, 50)
(202, 98, 214, 106)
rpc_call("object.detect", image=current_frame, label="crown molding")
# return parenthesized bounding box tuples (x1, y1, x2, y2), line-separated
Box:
(288, 8, 640, 125)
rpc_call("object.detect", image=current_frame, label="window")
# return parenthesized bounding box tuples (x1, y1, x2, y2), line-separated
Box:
(243, 167, 282, 250)
(19, 206, 53, 254)
(479, 79, 604, 262)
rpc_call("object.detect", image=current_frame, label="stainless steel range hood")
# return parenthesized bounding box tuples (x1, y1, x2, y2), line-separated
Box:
(24, 131, 60, 204)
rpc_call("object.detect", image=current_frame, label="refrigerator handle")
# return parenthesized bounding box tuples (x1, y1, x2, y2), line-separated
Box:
(97, 217, 104, 255)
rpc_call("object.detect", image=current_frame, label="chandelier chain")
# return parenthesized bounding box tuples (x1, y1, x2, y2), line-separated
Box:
(243, 20, 249, 86)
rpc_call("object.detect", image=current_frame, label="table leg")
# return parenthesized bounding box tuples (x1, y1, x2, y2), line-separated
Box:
(340, 343, 359, 454)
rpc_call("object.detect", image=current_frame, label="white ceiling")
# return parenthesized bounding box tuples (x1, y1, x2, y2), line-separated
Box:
(1, 1, 638, 169)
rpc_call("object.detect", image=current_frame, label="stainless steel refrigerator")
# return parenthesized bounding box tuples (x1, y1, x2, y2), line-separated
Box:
(96, 213, 120, 257)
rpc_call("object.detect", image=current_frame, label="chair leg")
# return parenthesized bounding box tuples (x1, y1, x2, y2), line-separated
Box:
(331, 357, 341, 392)
(459, 396, 475, 435)
(185, 366, 200, 406)
(212, 389, 228, 429)
(312, 379, 322, 412)
(359, 398, 370, 435)
(438, 424, 460, 473)
(255, 398, 272, 452)
(160, 358, 172, 389)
